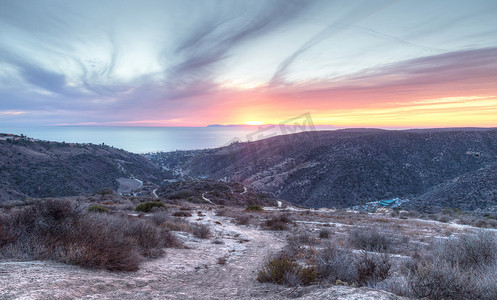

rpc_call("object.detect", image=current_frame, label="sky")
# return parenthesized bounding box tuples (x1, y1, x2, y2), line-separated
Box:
(0, 0, 496, 128)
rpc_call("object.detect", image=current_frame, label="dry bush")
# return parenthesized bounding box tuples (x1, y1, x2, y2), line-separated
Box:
(118, 217, 165, 258)
(409, 261, 470, 299)
(264, 214, 291, 231)
(217, 256, 227, 265)
(192, 223, 211, 239)
(374, 275, 411, 297)
(407, 231, 497, 299)
(289, 232, 317, 246)
(433, 230, 497, 269)
(159, 217, 193, 232)
(215, 209, 226, 216)
(318, 228, 332, 239)
(355, 251, 392, 287)
(149, 211, 170, 226)
(0, 199, 179, 271)
(348, 226, 395, 252)
(436, 214, 451, 223)
(315, 244, 357, 284)
(235, 214, 250, 225)
(161, 230, 183, 248)
(286, 232, 318, 256)
(167, 189, 196, 199)
(173, 211, 192, 217)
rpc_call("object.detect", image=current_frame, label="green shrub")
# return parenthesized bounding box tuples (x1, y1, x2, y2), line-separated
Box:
(98, 188, 113, 200)
(300, 266, 318, 285)
(257, 255, 300, 284)
(257, 255, 316, 286)
(245, 205, 263, 211)
(88, 205, 109, 213)
(135, 202, 166, 213)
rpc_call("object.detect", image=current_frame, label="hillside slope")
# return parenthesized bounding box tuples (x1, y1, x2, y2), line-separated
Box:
(149, 128, 497, 210)
(0, 136, 163, 200)
(411, 162, 497, 211)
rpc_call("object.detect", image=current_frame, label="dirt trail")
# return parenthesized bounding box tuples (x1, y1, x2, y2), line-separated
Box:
(0, 211, 286, 300)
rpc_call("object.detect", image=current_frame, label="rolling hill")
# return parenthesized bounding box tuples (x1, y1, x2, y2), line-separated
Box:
(0, 135, 164, 200)
(148, 128, 497, 210)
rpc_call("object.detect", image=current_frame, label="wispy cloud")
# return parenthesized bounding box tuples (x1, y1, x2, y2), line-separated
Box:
(0, 0, 496, 127)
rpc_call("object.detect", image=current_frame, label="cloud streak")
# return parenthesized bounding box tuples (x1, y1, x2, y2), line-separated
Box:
(0, 0, 496, 127)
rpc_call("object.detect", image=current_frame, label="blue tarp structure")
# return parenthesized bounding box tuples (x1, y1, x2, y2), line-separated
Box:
(378, 199, 398, 206)
(351, 197, 409, 211)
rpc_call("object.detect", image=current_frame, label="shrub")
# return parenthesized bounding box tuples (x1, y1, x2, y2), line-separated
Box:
(300, 266, 318, 285)
(316, 244, 357, 284)
(215, 209, 226, 216)
(355, 251, 392, 286)
(173, 211, 192, 217)
(235, 215, 250, 225)
(407, 231, 497, 300)
(88, 204, 109, 213)
(433, 230, 497, 269)
(135, 202, 166, 213)
(437, 214, 451, 223)
(319, 229, 332, 239)
(409, 261, 470, 299)
(257, 255, 316, 286)
(119, 218, 165, 258)
(0, 199, 177, 271)
(287, 232, 317, 255)
(192, 224, 211, 239)
(257, 255, 299, 284)
(167, 189, 196, 199)
(264, 214, 291, 231)
(159, 218, 193, 232)
(0, 200, 140, 271)
(348, 227, 393, 252)
(98, 188, 113, 200)
(217, 256, 227, 265)
(245, 205, 263, 211)
(149, 211, 169, 226)
(162, 230, 182, 248)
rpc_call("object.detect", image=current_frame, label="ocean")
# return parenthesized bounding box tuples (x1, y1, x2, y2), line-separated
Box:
(1, 126, 331, 153)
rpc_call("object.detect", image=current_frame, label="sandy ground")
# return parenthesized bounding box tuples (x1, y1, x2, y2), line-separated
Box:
(0, 210, 408, 300)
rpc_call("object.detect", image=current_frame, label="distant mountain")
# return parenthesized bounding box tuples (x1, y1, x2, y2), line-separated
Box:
(148, 128, 497, 211)
(0, 135, 164, 200)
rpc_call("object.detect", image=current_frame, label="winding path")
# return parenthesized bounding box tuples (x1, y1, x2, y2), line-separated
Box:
(0, 211, 286, 299)
(240, 186, 247, 195)
(201, 192, 214, 204)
